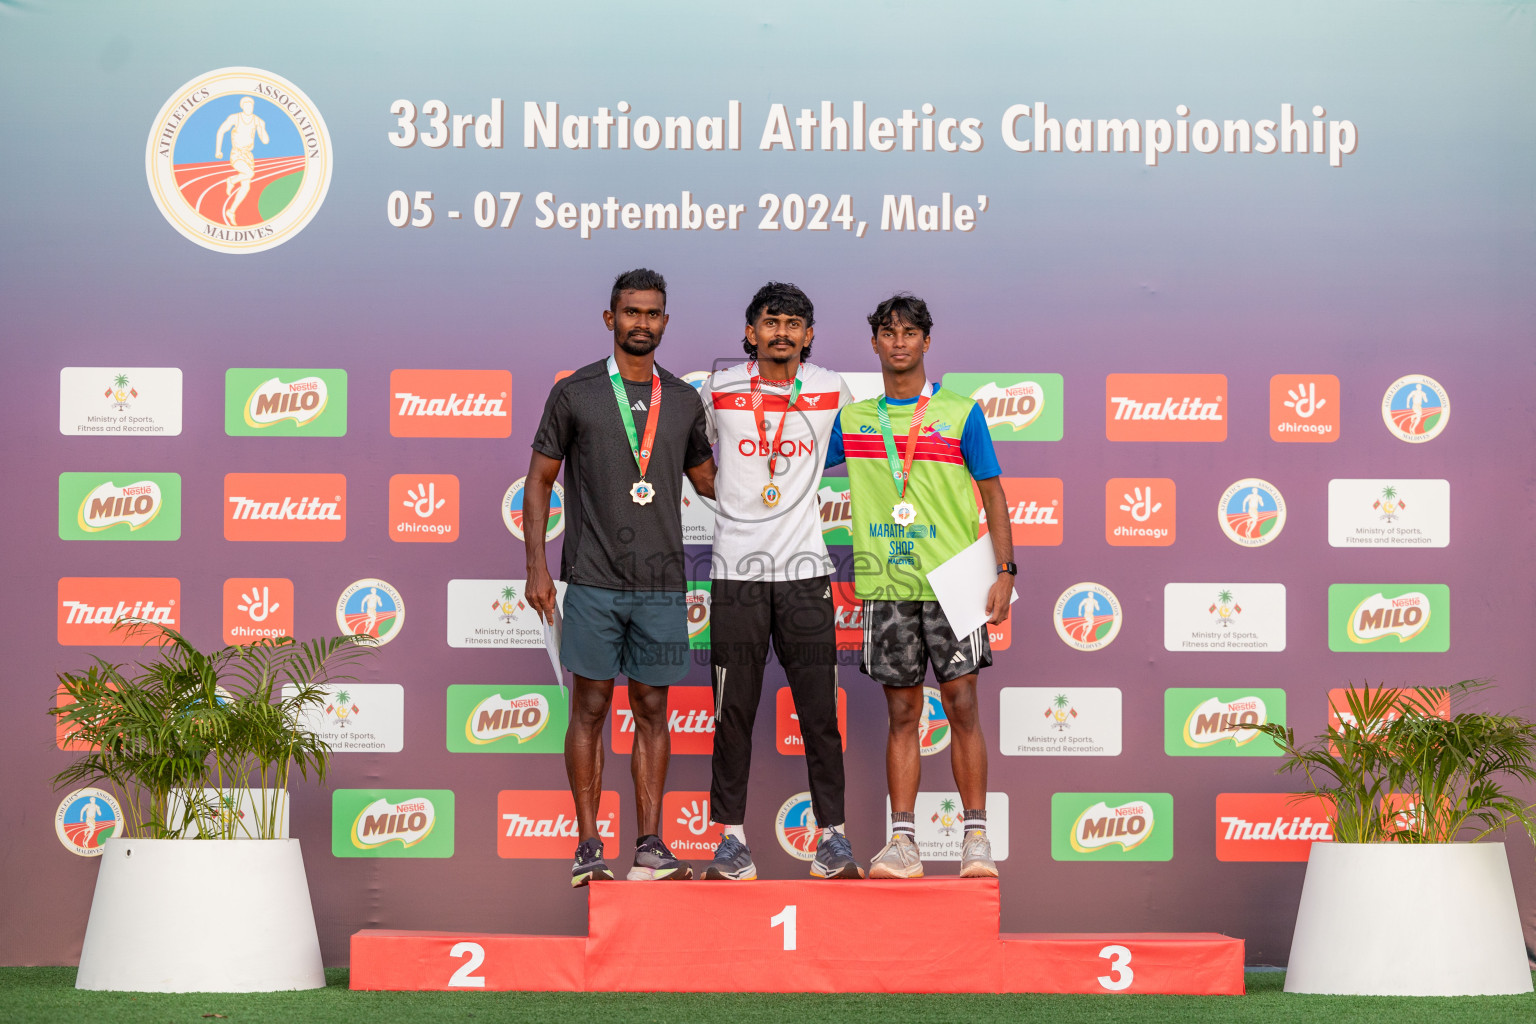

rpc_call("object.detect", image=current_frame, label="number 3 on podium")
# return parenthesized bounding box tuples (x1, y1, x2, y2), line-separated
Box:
(1097, 944, 1133, 991)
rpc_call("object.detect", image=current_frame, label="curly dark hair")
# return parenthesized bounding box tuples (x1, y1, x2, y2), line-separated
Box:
(741, 281, 814, 360)
(867, 293, 933, 336)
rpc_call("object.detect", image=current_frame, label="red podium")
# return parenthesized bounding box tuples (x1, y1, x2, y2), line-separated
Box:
(351, 880, 1244, 994)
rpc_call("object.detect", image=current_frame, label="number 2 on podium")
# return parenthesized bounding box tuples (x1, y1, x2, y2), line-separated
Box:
(770, 904, 797, 951)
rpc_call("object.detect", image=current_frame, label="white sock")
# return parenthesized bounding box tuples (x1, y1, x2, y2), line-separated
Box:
(821, 823, 845, 839)
(718, 823, 746, 844)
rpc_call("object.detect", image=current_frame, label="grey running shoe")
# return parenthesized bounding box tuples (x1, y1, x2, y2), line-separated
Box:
(570, 837, 614, 888)
(868, 832, 924, 879)
(960, 830, 998, 878)
(810, 830, 864, 879)
(627, 834, 694, 881)
(702, 834, 757, 880)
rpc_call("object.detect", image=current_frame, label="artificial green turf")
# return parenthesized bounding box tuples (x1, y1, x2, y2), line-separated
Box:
(1, 968, 1533, 1024)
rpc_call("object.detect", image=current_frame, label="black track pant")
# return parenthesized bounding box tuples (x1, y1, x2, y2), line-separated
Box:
(709, 575, 845, 829)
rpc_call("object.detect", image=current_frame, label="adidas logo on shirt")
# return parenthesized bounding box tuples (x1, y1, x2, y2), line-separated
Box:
(631, 400, 647, 411)
(949, 651, 966, 665)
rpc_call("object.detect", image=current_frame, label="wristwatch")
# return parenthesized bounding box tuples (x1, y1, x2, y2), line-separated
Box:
(996, 562, 1017, 576)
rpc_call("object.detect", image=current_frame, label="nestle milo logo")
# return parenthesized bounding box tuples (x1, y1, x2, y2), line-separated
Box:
(941, 372, 1064, 441)
(331, 789, 454, 858)
(59, 473, 182, 541)
(1051, 792, 1173, 861)
(446, 685, 567, 753)
(1163, 688, 1286, 757)
(1328, 584, 1449, 653)
(225, 368, 347, 436)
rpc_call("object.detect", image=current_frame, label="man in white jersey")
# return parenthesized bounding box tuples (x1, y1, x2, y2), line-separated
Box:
(698, 282, 861, 880)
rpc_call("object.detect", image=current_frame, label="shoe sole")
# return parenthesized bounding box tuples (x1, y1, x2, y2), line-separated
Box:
(810, 862, 866, 879)
(959, 862, 999, 878)
(627, 865, 695, 881)
(868, 862, 923, 879)
(703, 865, 758, 880)
(571, 866, 615, 888)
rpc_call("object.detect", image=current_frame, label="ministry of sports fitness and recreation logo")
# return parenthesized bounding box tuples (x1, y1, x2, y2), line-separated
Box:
(146, 68, 332, 253)
(998, 687, 1123, 756)
(502, 477, 565, 541)
(336, 578, 405, 645)
(1381, 374, 1449, 443)
(1053, 583, 1122, 651)
(55, 788, 122, 856)
(918, 686, 951, 756)
(1326, 479, 1450, 548)
(775, 791, 821, 861)
(59, 367, 185, 437)
(1218, 478, 1286, 546)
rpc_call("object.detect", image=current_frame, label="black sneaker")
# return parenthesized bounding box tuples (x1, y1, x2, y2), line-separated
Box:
(571, 837, 614, 888)
(627, 834, 693, 880)
(811, 830, 864, 879)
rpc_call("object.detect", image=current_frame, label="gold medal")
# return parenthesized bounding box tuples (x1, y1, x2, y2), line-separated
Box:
(762, 483, 781, 507)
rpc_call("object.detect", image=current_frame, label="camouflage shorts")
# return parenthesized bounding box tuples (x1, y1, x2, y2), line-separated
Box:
(859, 600, 991, 688)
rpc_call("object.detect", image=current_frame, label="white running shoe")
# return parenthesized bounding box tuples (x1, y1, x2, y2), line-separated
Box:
(959, 830, 998, 878)
(868, 833, 924, 879)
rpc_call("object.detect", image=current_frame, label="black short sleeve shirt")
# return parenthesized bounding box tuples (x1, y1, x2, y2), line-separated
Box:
(532, 359, 712, 592)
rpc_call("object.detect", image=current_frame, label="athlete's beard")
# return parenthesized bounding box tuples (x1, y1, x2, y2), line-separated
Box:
(618, 330, 661, 356)
(756, 344, 800, 375)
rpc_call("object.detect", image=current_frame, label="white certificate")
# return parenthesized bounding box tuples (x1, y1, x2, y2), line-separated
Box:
(925, 534, 1018, 639)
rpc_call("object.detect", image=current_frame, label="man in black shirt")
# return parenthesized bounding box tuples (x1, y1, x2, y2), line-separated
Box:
(524, 268, 716, 886)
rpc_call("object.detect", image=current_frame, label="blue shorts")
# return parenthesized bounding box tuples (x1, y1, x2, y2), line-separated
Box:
(559, 584, 690, 687)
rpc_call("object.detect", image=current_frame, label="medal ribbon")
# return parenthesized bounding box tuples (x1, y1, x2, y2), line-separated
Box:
(607, 355, 662, 480)
(875, 381, 934, 502)
(748, 361, 805, 484)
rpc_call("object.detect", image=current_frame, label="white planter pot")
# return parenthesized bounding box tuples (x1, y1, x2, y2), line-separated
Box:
(1286, 842, 1533, 996)
(76, 838, 325, 993)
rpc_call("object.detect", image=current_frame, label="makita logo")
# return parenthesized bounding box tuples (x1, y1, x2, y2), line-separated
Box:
(1220, 814, 1332, 842)
(227, 495, 342, 521)
(616, 708, 715, 735)
(1109, 396, 1224, 422)
(246, 375, 327, 427)
(62, 599, 176, 626)
(611, 686, 714, 755)
(393, 392, 505, 418)
(501, 812, 615, 839)
(1009, 499, 1058, 525)
(498, 789, 621, 858)
(389, 370, 513, 438)
(80, 481, 161, 531)
(1214, 793, 1336, 861)
(223, 473, 347, 542)
(1105, 374, 1228, 442)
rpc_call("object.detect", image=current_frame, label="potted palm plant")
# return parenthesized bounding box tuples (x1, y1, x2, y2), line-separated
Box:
(51, 621, 373, 992)
(1255, 681, 1536, 996)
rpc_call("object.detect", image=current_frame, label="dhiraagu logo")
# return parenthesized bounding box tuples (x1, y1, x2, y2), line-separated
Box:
(1163, 688, 1286, 757)
(941, 372, 1063, 441)
(225, 368, 347, 436)
(332, 790, 454, 858)
(1328, 584, 1450, 652)
(1052, 793, 1173, 861)
(446, 685, 567, 753)
(59, 473, 182, 541)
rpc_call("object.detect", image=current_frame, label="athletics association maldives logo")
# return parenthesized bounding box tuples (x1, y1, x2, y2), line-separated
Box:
(502, 477, 565, 541)
(55, 788, 122, 856)
(1218, 478, 1286, 546)
(336, 578, 405, 645)
(1382, 374, 1449, 443)
(146, 68, 332, 253)
(918, 686, 951, 756)
(775, 791, 821, 861)
(1053, 583, 1122, 651)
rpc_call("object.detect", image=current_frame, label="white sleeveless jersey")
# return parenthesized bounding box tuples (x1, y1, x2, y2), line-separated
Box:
(701, 361, 852, 581)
